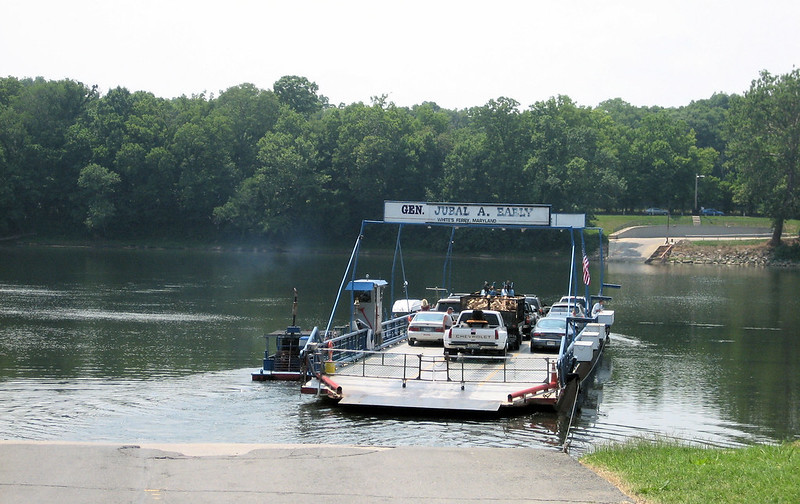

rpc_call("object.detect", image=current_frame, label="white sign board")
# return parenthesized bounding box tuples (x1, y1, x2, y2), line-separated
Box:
(550, 213, 586, 229)
(384, 201, 551, 227)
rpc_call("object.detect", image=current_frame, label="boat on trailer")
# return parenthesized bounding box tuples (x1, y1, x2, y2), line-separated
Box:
(297, 201, 619, 413)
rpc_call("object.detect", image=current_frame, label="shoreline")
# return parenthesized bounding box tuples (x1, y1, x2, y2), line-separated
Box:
(667, 238, 800, 267)
(4, 234, 799, 267)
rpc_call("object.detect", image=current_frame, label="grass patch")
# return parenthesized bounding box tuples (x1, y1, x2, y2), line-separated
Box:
(688, 239, 767, 247)
(592, 214, 800, 236)
(582, 439, 800, 504)
(592, 215, 692, 232)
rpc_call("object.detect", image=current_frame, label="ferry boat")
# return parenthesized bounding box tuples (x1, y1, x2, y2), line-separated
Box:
(297, 201, 619, 413)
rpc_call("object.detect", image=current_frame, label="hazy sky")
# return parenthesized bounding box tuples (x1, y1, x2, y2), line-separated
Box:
(3, 0, 799, 109)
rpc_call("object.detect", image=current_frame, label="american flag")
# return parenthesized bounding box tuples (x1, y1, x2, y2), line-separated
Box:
(582, 243, 591, 286)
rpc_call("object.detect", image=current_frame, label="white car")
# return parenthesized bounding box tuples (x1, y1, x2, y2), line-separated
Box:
(433, 297, 462, 314)
(407, 311, 452, 346)
(558, 296, 587, 313)
(391, 298, 423, 318)
(546, 302, 586, 319)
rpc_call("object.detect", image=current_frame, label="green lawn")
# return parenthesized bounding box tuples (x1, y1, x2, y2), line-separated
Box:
(591, 214, 799, 235)
(582, 439, 800, 504)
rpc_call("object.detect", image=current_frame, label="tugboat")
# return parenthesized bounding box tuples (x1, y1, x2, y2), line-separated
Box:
(252, 288, 315, 381)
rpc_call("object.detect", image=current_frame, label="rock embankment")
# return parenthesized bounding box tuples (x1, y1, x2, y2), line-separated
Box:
(667, 239, 797, 267)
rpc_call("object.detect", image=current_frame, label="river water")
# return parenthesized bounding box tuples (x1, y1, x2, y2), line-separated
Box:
(0, 245, 797, 455)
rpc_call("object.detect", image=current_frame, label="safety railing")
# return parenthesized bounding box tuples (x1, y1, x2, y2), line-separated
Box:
(300, 315, 409, 378)
(323, 347, 552, 385)
(302, 315, 553, 388)
(319, 315, 409, 363)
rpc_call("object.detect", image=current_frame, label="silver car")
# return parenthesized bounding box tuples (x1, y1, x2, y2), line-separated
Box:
(531, 316, 574, 352)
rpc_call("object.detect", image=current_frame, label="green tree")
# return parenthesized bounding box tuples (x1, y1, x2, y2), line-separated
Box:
(172, 107, 237, 231)
(273, 75, 327, 117)
(618, 111, 715, 213)
(674, 93, 733, 211)
(213, 84, 281, 178)
(470, 97, 529, 203)
(0, 78, 96, 232)
(0, 85, 27, 234)
(524, 96, 625, 213)
(113, 92, 179, 234)
(330, 99, 423, 223)
(214, 107, 327, 238)
(77, 163, 121, 234)
(437, 127, 489, 202)
(726, 69, 800, 244)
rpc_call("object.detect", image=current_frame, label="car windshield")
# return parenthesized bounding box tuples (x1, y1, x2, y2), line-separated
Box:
(460, 312, 500, 325)
(412, 312, 446, 323)
(434, 300, 460, 312)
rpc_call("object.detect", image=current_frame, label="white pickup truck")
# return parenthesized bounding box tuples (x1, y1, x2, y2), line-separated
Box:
(444, 309, 508, 356)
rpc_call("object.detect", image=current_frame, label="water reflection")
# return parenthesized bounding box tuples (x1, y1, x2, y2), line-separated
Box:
(0, 246, 798, 452)
(606, 262, 800, 446)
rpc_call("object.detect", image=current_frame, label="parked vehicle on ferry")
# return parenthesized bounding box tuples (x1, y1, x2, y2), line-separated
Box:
(444, 309, 508, 356)
(391, 298, 423, 318)
(547, 302, 586, 319)
(524, 295, 545, 316)
(434, 296, 462, 314)
(558, 295, 587, 313)
(459, 293, 525, 350)
(407, 310, 452, 346)
(531, 316, 574, 352)
(521, 295, 544, 337)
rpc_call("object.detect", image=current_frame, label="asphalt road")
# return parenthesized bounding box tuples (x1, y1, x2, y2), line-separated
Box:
(0, 442, 634, 503)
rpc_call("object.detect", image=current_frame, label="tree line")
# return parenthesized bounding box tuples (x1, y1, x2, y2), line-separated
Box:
(1, 71, 798, 246)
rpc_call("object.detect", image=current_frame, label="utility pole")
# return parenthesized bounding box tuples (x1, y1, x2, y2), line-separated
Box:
(694, 174, 706, 214)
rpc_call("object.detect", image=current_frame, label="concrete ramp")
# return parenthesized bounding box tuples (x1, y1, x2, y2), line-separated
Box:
(0, 442, 635, 503)
(645, 244, 674, 264)
(606, 224, 772, 262)
(607, 237, 666, 262)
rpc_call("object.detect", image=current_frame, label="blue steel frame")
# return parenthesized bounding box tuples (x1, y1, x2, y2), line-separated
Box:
(311, 216, 620, 391)
(324, 218, 613, 338)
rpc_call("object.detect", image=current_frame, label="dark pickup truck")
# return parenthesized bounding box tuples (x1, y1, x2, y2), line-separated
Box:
(460, 293, 525, 350)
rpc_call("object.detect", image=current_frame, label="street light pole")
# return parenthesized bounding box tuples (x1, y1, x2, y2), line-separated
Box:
(694, 174, 706, 214)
